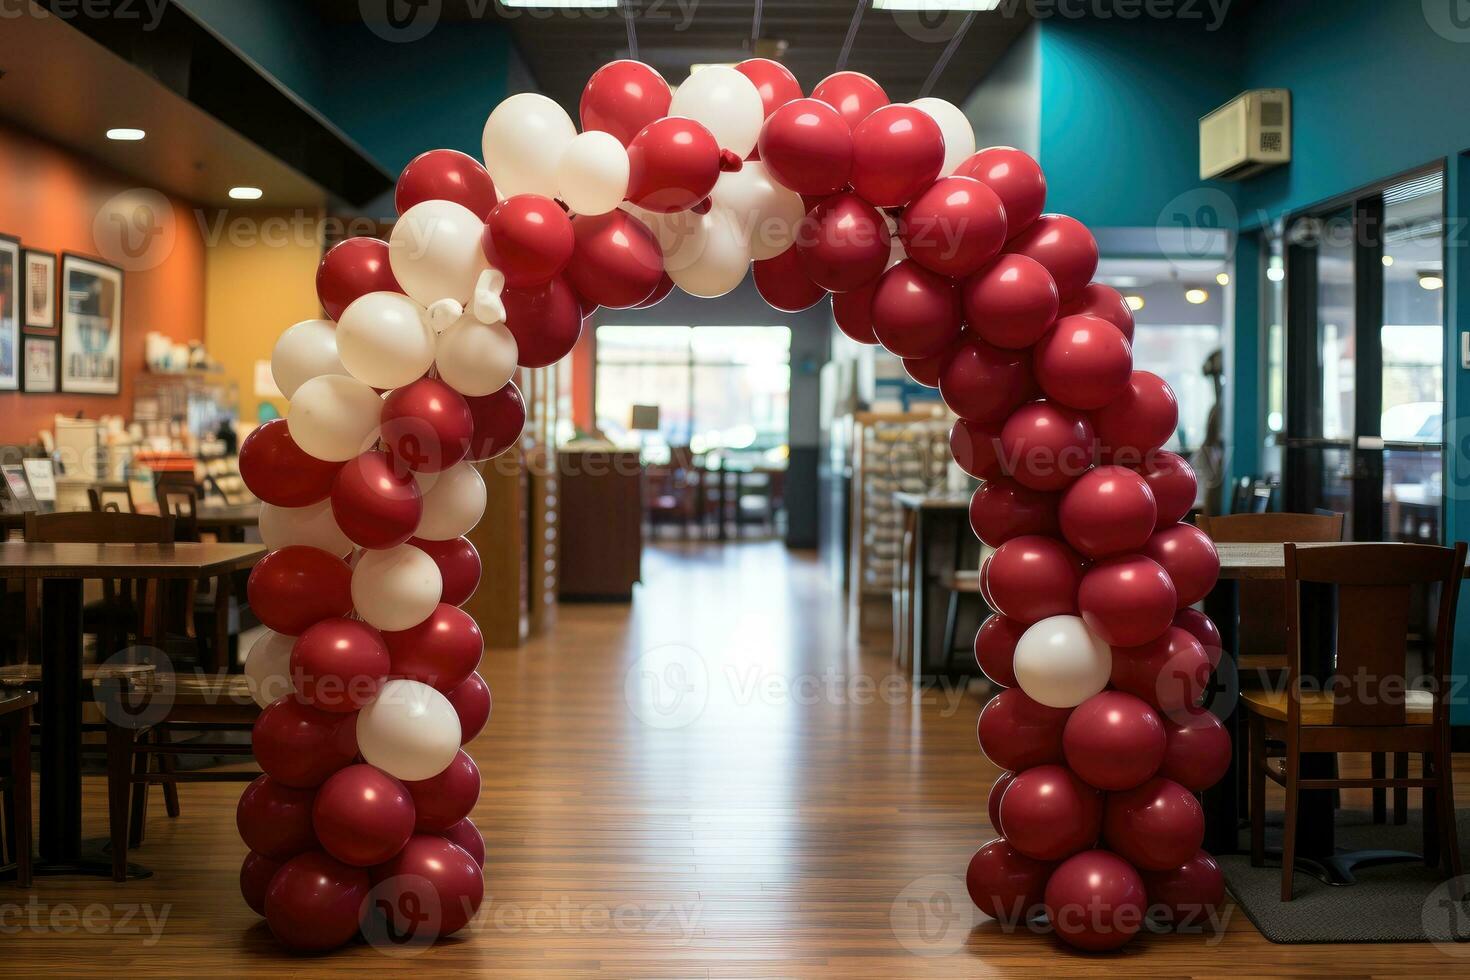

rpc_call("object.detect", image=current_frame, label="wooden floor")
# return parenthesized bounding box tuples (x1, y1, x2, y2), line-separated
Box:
(4, 540, 1467, 975)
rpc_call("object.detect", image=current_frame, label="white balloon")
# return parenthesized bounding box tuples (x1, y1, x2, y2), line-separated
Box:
(352, 543, 443, 632)
(669, 65, 764, 159)
(556, 130, 630, 216)
(434, 313, 519, 397)
(710, 161, 806, 261)
(910, 97, 975, 178)
(287, 374, 382, 463)
(244, 630, 296, 709)
(389, 200, 490, 308)
(482, 92, 577, 199)
(626, 204, 707, 274)
(356, 679, 462, 781)
(1013, 615, 1113, 709)
(336, 291, 436, 389)
(414, 461, 486, 540)
(271, 319, 344, 400)
(668, 208, 751, 298)
(259, 499, 353, 556)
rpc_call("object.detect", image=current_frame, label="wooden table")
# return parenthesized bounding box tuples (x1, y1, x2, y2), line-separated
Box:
(893, 493, 972, 680)
(0, 541, 265, 878)
(194, 502, 260, 541)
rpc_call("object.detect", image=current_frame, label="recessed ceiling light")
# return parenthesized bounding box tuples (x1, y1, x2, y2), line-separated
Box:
(873, 0, 1002, 9)
(1418, 271, 1445, 291)
(1185, 288, 1209, 305)
(107, 128, 146, 141)
(1382, 255, 1395, 267)
(500, 0, 617, 6)
(1216, 272, 1230, 286)
(1267, 267, 1285, 283)
(228, 186, 264, 201)
(1124, 295, 1145, 312)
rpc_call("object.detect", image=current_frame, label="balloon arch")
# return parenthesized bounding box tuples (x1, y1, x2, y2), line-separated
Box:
(235, 59, 1228, 954)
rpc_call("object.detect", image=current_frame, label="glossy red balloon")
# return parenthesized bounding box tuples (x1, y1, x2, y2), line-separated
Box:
(1006, 214, 1098, 302)
(1044, 850, 1147, 951)
(849, 104, 944, 207)
(440, 817, 486, 866)
(900, 176, 1007, 277)
(1061, 282, 1136, 343)
(950, 418, 1004, 480)
(626, 116, 722, 213)
(735, 57, 802, 120)
(564, 210, 664, 310)
(1172, 607, 1223, 668)
(482, 194, 576, 288)
(999, 402, 1095, 492)
(368, 835, 484, 940)
(1111, 626, 1211, 717)
(410, 535, 481, 607)
(331, 451, 423, 550)
(1078, 555, 1176, 648)
(955, 147, 1047, 238)
(236, 774, 317, 860)
(975, 614, 1026, 688)
(383, 602, 483, 692)
(1160, 710, 1231, 791)
(1034, 315, 1133, 410)
(404, 749, 480, 832)
(502, 275, 584, 367)
(1136, 451, 1198, 529)
(240, 851, 282, 916)
(962, 254, 1059, 350)
(831, 280, 879, 345)
(987, 771, 1017, 833)
(939, 337, 1035, 423)
(754, 245, 827, 312)
(1141, 850, 1225, 927)
(756, 98, 853, 197)
(869, 260, 962, 358)
(1103, 776, 1205, 871)
(969, 478, 1059, 548)
(464, 382, 526, 462)
(967, 838, 1052, 924)
(1093, 371, 1179, 465)
(1063, 691, 1166, 791)
(247, 545, 353, 636)
(1000, 764, 1103, 862)
(312, 764, 416, 867)
(901, 349, 948, 388)
(796, 192, 890, 293)
(265, 850, 370, 953)
(986, 535, 1082, 622)
(580, 60, 672, 147)
(444, 671, 492, 744)
(1059, 465, 1157, 558)
(381, 377, 474, 476)
(977, 688, 1070, 771)
(316, 237, 403, 321)
(290, 617, 390, 713)
(810, 70, 888, 129)
(634, 272, 676, 309)
(239, 418, 342, 507)
(252, 697, 358, 789)
(396, 149, 498, 218)
(1143, 524, 1220, 607)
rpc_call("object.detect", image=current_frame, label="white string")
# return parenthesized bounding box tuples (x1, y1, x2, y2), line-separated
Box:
(624, 2, 639, 61)
(837, 0, 864, 71)
(751, 0, 763, 47)
(918, 11, 976, 99)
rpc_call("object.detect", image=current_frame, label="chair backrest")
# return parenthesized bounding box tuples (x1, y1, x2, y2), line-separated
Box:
(88, 483, 135, 514)
(1284, 541, 1467, 728)
(25, 510, 174, 544)
(159, 486, 200, 542)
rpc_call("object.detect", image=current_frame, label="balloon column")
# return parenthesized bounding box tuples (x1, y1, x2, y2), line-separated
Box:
(238, 57, 1226, 955)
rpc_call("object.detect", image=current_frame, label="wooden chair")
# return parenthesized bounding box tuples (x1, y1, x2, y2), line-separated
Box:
(88, 482, 135, 514)
(1244, 541, 1466, 901)
(157, 488, 240, 671)
(0, 691, 35, 887)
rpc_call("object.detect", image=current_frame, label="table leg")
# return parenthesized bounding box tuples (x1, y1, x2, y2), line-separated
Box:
(39, 576, 83, 864)
(910, 511, 928, 683)
(718, 469, 729, 542)
(1201, 579, 1239, 854)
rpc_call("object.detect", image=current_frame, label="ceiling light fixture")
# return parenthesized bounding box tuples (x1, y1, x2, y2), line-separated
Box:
(1418, 271, 1445, 291)
(1267, 267, 1285, 283)
(1185, 288, 1209, 305)
(872, 0, 1002, 10)
(228, 186, 264, 201)
(1124, 295, 1145, 312)
(106, 128, 146, 141)
(500, 0, 617, 6)
(1216, 272, 1230, 286)
(1382, 255, 1395, 267)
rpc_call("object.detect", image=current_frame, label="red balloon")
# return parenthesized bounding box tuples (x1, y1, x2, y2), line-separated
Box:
(1061, 282, 1136, 343)
(999, 401, 1095, 492)
(236, 774, 317, 860)
(265, 851, 370, 953)
(368, 835, 484, 940)
(900, 176, 1007, 278)
(1093, 371, 1179, 465)
(955, 147, 1047, 238)
(316, 237, 402, 321)
(939, 336, 1035, 423)
(396, 149, 497, 218)
(291, 617, 390, 713)
(1142, 524, 1220, 607)
(967, 838, 1052, 924)
(1135, 451, 1198, 529)
(1033, 315, 1133, 410)
(1063, 691, 1166, 791)
(1078, 555, 1176, 648)
(439, 817, 486, 866)
(444, 671, 492, 744)
(580, 60, 671, 147)
(870, 259, 962, 358)
(482, 194, 575, 288)
(977, 688, 1069, 771)
(502, 275, 584, 368)
(1142, 850, 1225, 927)
(951, 418, 1004, 480)
(901, 349, 947, 388)
(988, 771, 1017, 833)
(969, 478, 1059, 549)
(252, 697, 358, 788)
(1044, 850, 1147, 951)
(986, 535, 1082, 623)
(564, 210, 663, 309)
(404, 748, 480, 832)
(312, 764, 416, 867)
(1111, 626, 1211, 717)
(757, 98, 853, 197)
(1059, 465, 1157, 559)
(849, 104, 944, 208)
(411, 535, 481, 607)
(1103, 776, 1205, 871)
(381, 377, 474, 476)
(796, 193, 890, 293)
(1172, 607, 1223, 668)
(331, 451, 423, 550)
(1006, 214, 1098, 302)
(384, 602, 483, 692)
(962, 254, 1059, 350)
(240, 851, 282, 916)
(754, 245, 827, 312)
(247, 545, 353, 636)
(975, 614, 1026, 688)
(464, 382, 526, 462)
(735, 58, 803, 119)
(626, 116, 722, 213)
(239, 418, 342, 507)
(831, 281, 879, 345)
(634, 272, 676, 309)
(1160, 710, 1231, 791)
(810, 70, 888, 129)
(1000, 764, 1103, 862)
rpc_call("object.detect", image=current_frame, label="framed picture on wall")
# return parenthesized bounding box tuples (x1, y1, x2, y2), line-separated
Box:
(59, 253, 123, 395)
(22, 336, 57, 393)
(0, 235, 19, 392)
(23, 249, 57, 333)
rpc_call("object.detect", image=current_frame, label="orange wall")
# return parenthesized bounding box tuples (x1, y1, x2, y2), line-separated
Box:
(0, 121, 206, 442)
